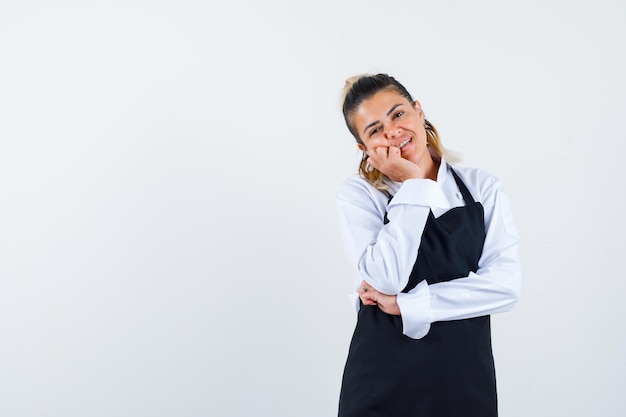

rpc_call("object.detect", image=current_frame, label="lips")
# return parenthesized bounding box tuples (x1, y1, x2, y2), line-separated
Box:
(399, 138, 412, 149)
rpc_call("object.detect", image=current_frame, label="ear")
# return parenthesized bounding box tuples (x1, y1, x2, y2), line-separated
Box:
(413, 100, 424, 119)
(357, 143, 365, 152)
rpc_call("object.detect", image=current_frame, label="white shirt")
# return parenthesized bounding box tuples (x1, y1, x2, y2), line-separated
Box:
(335, 159, 522, 339)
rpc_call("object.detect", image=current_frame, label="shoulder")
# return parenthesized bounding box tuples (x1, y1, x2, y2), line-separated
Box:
(335, 175, 389, 215)
(336, 175, 377, 200)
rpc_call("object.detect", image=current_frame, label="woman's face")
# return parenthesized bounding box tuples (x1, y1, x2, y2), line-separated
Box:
(352, 88, 429, 166)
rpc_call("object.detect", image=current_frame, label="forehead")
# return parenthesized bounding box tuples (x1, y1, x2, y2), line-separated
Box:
(353, 89, 410, 128)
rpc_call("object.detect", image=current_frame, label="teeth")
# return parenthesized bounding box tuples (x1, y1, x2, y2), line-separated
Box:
(399, 138, 411, 148)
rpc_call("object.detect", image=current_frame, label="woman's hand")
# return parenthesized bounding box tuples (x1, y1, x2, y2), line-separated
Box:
(358, 281, 401, 315)
(365, 139, 423, 182)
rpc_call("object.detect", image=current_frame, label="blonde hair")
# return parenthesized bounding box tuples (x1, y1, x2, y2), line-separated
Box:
(340, 73, 456, 191)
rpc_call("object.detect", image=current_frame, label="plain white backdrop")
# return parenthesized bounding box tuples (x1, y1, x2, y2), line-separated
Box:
(1, 1, 624, 416)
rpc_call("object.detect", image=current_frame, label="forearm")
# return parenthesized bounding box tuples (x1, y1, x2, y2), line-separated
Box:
(351, 204, 429, 294)
(397, 264, 521, 338)
(396, 178, 522, 339)
(337, 177, 450, 295)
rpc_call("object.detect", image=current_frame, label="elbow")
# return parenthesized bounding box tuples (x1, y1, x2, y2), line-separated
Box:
(492, 283, 520, 315)
(507, 288, 521, 311)
(507, 276, 522, 303)
(356, 254, 407, 295)
(482, 267, 522, 312)
(511, 269, 522, 302)
(482, 261, 522, 308)
(503, 270, 522, 310)
(357, 269, 401, 295)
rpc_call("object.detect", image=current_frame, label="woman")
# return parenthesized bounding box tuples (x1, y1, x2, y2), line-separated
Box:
(336, 73, 522, 417)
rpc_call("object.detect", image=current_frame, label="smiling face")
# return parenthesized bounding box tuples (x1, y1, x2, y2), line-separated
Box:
(351, 88, 431, 168)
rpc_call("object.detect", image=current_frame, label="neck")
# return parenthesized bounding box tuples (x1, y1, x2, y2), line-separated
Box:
(421, 147, 441, 181)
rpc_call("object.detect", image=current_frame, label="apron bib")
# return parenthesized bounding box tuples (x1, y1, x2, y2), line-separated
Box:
(338, 169, 496, 417)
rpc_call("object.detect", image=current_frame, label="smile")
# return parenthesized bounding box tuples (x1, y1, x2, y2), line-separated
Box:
(399, 138, 412, 149)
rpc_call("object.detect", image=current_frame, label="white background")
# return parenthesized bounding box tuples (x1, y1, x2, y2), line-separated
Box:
(1, 1, 625, 416)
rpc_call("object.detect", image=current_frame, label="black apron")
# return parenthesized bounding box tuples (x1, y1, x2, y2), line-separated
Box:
(338, 169, 496, 417)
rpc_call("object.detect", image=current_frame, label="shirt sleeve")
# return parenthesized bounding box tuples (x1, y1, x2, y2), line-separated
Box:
(335, 177, 450, 296)
(396, 176, 522, 339)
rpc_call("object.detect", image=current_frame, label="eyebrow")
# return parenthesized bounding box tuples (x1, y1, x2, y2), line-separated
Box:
(362, 103, 404, 135)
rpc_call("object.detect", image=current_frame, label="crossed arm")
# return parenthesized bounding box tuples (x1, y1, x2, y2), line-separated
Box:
(335, 168, 522, 339)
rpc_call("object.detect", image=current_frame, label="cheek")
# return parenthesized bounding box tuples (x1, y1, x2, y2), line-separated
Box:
(358, 137, 373, 151)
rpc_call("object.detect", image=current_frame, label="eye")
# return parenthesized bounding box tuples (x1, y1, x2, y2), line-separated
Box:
(394, 111, 404, 119)
(369, 126, 381, 137)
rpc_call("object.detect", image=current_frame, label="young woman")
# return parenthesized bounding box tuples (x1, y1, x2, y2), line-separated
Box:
(336, 73, 522, 417)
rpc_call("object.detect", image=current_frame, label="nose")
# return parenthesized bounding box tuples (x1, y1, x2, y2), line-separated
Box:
(384, 121, 402, 139)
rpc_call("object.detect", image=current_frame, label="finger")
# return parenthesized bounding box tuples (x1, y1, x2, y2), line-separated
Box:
(358, 283, 367, 301)
(364, 149, 385, 167)
(359, 282, 378, 305)
(363, 298, 377, 306)
(374, 146, 389, 158)
(387, 146, 401, 159)
(359, 292, 375, 305)
(366, 137, 391, 150)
